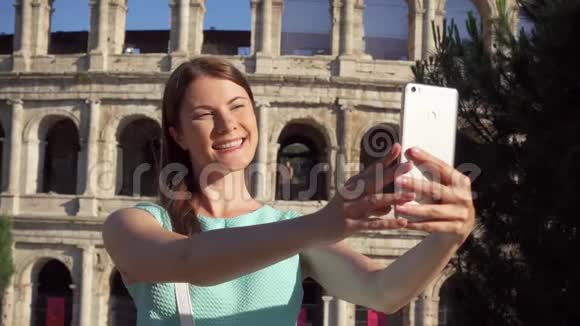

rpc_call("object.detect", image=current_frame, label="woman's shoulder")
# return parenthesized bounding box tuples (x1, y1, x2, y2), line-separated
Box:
(130, 201, 174, 231)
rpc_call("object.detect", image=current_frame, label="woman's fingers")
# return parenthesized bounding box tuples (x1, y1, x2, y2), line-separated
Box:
(363, 192, 416, 213)
(395, 176, 471, 204)
(404, 220, 464, 236)
(404, 147, 471, 188)
(354, 217, 408, 230)
(394, 203, 467, 221)
(342, 144, 414, 200)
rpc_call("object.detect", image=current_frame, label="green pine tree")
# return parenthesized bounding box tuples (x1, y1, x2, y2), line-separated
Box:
(0, 217, 15, 307)
(413, 0, 580, 325)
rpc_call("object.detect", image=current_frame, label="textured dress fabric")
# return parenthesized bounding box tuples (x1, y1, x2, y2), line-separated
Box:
(124, 202, 304, 326)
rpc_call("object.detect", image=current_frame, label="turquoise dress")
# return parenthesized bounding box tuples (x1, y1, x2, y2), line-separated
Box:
(125, 202, 304, 326)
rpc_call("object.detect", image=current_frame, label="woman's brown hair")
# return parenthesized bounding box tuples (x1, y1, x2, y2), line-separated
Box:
(159, 57, 256, 236)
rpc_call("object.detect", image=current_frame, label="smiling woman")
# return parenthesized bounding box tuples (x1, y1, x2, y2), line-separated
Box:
(102, 56, 476, 326)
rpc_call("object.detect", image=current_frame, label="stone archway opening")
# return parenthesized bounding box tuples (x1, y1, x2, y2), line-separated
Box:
(301, 277, 324, 326)
(281, 0, 332, 56)
(48, 0, 89, 54)
(363, 0, 410, 60)
(40, 118, 80, 194)
(108, 271, 136, 326)
(116, 118, 161, 197)
(438, 274, 473, 326)
(359, 123, 399, 193)
(355, 303, 405, 325)
(444, 0, 482, 40)
(276, 123, 329, 201)
(32, 259, 73, 326)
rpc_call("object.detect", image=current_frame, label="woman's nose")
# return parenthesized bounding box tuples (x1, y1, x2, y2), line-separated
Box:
(214, 111, 237, 133)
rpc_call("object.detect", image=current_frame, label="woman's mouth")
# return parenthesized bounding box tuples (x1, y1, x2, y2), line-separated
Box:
(212, 137, 246, 153)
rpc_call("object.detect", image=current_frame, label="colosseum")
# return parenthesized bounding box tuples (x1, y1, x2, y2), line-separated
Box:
(0, 0, 524, 325)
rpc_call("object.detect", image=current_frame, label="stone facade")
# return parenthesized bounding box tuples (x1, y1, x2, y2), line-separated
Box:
(0, 0, 518, 325)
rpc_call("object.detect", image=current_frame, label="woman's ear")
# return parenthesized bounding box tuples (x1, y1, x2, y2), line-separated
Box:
(169, 126, 188, 151)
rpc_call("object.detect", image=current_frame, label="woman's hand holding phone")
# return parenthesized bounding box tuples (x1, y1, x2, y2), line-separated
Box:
(317, 143, 415, 244)
(318, 143, 475, 245)
(394, 147, 476, 244)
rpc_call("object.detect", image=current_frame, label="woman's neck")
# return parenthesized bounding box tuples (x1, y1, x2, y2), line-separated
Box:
(191, 168, 259, 218)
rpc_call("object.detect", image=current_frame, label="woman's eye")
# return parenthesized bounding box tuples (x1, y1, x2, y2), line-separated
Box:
(194, 113, 211, 119)
(232, 105, 244, 110)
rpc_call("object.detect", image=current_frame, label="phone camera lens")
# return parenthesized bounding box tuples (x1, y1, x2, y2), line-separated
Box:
(411, 87, 417, 92)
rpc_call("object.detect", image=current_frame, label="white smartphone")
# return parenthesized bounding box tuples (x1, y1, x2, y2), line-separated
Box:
(394, 83, 459, 220)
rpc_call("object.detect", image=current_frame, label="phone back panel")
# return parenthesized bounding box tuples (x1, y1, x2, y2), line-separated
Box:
(396, 83, 458, 216)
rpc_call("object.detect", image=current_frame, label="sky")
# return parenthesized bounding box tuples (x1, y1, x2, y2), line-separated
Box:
(0, 0, 530, 39)
(0, 0, 252, 34)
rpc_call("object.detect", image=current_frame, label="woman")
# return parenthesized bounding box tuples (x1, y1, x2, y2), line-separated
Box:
(102, 57, 475, 326)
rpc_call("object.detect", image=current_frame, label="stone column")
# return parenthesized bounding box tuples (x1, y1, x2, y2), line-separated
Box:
(250, 0, 259, 55)
(260, 0, 273, 55)
(30, 0, 51, 56)
(80, 246, 94, 326)
(422, 0, 438, 59)
(88, 0, 109, 70)
(13, 0, 32, 71)
(108, 0, 128, 55)
(271, 0, 284, 56)
(409, 7, 426, 61)
(340, 0, 355, 56)
(83, 99, 101, 197)
(178, 0, 190, 53)
(17, 280, 34, 326)
(255, 103, 270, 202)
(414, 292, 436, 326)
(335, 299, 355, 326)
(337, 104, 354, 182)
(322, 295, 334, 326)
(3, 99, 24, 215)
(188, 0, 205, 55)
(0, 270, 15, 325)
(327, 146, 338, 199)
(330, 0, 342, 56)
(101, 140, 118, 197)
(77, 100, 101, 216)
(268, 142, 281, 202)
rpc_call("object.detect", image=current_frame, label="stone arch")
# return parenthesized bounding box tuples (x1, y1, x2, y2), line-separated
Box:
(47, 0, 90, 54)
(352, 118, 399, 165)
(100, 111, 161, 143)
(98, 110, 160, 197)
(32, 259, 73, 326)
(357, 122, 400, 193)
(274, 118, 333, 201)
(270, 116, 337, 156)
(107, 270, 137, 325)
(14, 255, 76, 326)
(281, 0, 332, 56)
(363, 0, 410, 60)
(430, 267, 456, 299)
(21, 111, 81, 194)
(23, 110, 81, 143)
(115, 116, 162, 197)
(16, 255, 75, 288)
(434, 269, 474, 326)
(438, 0, 497, 18)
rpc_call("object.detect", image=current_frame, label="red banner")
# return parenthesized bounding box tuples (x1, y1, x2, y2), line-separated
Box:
(368, 309, 388, 326)
(46, 297, 65, 326)
(297, 307, 308, 326)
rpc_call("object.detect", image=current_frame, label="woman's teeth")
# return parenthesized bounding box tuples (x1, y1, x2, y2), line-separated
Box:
(214, 138, 244, 150)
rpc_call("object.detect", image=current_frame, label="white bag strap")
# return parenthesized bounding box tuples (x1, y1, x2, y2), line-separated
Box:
(175, 282, 195, 326)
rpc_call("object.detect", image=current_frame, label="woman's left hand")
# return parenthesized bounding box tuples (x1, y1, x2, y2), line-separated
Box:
(394, 147, 476, 244)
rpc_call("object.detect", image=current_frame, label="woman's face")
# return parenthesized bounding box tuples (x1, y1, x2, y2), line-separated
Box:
(169, 76, 258, 175)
